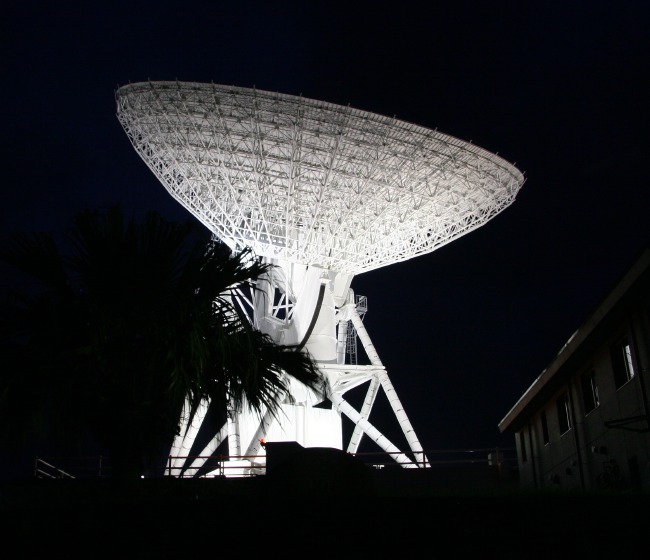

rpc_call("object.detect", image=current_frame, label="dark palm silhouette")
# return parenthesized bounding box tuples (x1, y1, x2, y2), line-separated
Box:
(0, 207, 321, 480)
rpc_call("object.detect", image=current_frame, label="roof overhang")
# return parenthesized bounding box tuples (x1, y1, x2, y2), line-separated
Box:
(499, 246, 650, 434)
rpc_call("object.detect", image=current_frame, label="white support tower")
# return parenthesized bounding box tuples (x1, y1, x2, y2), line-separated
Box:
(116, 82, 524, 476)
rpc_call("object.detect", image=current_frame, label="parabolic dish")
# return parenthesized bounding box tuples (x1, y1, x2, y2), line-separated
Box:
(116, 81, 524, 275)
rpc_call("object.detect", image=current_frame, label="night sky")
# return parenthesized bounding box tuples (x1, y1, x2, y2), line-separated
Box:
(2, 0, 649, 470)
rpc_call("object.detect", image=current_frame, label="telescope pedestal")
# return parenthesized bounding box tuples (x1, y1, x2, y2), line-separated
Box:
(169, 261, 429, 475)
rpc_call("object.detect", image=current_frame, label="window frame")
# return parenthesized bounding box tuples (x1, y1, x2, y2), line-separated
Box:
(541, 409, 549, 445)
(610, 335, 636, 389)
(556, 392, 571, 435)
(581, 369, 600, 415)
(519, 430, 528, 462)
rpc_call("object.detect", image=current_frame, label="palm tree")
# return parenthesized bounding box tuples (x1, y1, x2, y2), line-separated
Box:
(0, 207, 321, 480)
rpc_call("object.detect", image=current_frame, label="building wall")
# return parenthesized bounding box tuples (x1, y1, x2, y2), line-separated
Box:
(515, 299, 650, 493)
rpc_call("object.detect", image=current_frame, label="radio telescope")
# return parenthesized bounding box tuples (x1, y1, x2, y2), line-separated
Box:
(116, 81, 524, 476)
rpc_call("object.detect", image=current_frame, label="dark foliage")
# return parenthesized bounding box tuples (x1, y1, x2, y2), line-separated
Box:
(0, 207, 321, 479)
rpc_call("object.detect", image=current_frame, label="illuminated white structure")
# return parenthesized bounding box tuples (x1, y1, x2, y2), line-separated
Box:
(116, 81, 524, 475)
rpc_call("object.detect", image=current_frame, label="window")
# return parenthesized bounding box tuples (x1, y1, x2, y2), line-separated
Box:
(541, 410, 549, 444)
(581, 370, 600, 414)
(611, 336, 636, 388)
(556, 392, 571, 435)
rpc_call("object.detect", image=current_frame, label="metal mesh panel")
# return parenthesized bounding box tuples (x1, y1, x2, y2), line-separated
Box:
(116, 81, 524, 274)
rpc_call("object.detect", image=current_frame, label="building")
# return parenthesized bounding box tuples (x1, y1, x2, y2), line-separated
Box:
(499, 246, 650, 493)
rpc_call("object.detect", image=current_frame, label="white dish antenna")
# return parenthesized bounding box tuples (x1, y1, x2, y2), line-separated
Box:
(117, 82, 523, 275)
(116, 81, 524, 477)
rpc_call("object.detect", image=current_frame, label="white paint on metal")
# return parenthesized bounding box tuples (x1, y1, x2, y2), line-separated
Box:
(169, 398, 209, 474)
(349, 310, 428, 466)
(329, 392, 417, 468)
(116, 82, 524, 276)
(115, 81, 524, 476)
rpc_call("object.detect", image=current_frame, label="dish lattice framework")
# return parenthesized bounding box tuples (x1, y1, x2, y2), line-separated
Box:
(116, 81, 524, 275)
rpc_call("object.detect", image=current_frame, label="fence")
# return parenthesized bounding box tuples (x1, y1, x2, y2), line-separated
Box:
(33, 447, 516, 480)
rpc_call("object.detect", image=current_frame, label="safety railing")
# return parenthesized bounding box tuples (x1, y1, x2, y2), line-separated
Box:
(164, 454, 266, 478)
(355, 447, 516, 470)
(31, 447, 516, 479)
(34, 457, 76, 479)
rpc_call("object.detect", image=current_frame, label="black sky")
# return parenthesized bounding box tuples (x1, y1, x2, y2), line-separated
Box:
(2, 0, 649, 461)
